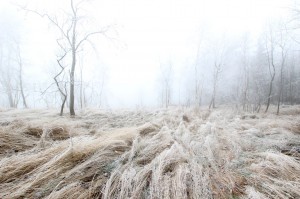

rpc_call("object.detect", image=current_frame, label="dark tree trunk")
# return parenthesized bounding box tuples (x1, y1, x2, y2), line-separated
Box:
(265, 74, 275, 112)
(18, 55, 28, 108)
(70, 8, 77, 116)
(70, 49, 76, 116)
(59, 83, 67, 116)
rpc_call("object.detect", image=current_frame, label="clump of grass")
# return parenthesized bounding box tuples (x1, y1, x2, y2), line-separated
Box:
(0, 107, 299, 199)
(102, 122, 244, 199)
(244, 151, 300, 198)
(0, 125, 38, 156)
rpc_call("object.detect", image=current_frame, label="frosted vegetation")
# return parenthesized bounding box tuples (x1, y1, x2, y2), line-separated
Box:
(0, 106, 299, 198)
(1, 1, 300, 198)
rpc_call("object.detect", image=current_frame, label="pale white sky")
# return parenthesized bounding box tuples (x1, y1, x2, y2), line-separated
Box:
(0, 0, 292, 108)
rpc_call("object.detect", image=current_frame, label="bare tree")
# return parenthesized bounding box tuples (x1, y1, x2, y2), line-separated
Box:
(0, 44, 19, 108)
(22, 0, 111, 115)
(193, 44, 204, 107)
(209, 61, 221, 109)
(209, 38, 226, 109)
(276, 26, 288, 114)
(78, 56, 85, 109)
(159, 61, 173, 108)
(240, 34, 250, 111)
(0, 20, 22, 108)
(287, 56, 297, 105)
(15, 44, 28, 108)
(55, 52, 68, 116)
(264, 25, 276, 113)
(250, 38, 268, 113)
(193, 32, 206, 107)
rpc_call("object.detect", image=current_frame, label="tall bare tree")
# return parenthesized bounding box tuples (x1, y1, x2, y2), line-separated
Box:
(193, 31, 206, 107)
(209, 38, 226, 109)
(194, 42, 204, 107)
(159, 61, 173, 108)
(240, 34, 251, 111)
(0, 43, 19, 108)
(55, 52, 68, 116)
(264, 24, 276, 113)
(276, 25, 288, 114)
(0, 15, 22, 108)
(15, 44, 28, 108)
(23, 0, 111, 115)
(209, 61, 221, 109)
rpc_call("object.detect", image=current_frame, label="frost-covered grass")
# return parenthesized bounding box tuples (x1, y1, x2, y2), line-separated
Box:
(0, 106, 299, 198)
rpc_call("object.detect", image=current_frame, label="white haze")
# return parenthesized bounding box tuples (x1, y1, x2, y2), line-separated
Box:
(0, 0, 292, 108)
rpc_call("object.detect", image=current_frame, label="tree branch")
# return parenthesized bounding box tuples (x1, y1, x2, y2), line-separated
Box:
(20, 6, 72, 46)
(75, 28, 109, 51)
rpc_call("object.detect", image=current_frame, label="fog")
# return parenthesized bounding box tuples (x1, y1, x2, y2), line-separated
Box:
(0, 0, 299, 112)
(1, 2, 300, 197)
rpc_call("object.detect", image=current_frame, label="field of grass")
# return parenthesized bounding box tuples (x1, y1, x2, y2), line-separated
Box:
(0, 106, 299, 199)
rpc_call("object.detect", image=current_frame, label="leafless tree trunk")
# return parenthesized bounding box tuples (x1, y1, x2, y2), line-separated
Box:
(241, 34, 250, 111)
(288, 60, 295, 105)
(0, 48, 19, 108)
(163, 80, 171, 108)
(194, 39, 203, 107)
(16, 45, 28, 108)
(80, 61, 83, 109)
(209, 36, 227, 109)
(209, 62, 221, 109)
(99, 79, 105, 107)
(6, 82, 16, 108)
(276, 30, 287, 115)
(22, 0, 110, 116)
(69, 5, 77, 115)
(55, 53, 68, 116)
(276, 62, 284, 115)
(264, 27, 276, 113)
(159, 61, 173, 108)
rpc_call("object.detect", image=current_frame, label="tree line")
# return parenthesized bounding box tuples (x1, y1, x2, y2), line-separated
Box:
(0, 0, 300, 115)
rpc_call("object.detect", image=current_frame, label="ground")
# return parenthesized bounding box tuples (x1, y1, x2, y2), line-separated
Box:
(0, 106, 299, 199)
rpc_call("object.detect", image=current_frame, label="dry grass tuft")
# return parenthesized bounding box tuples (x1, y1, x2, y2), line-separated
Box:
(23, 126, 43, 137)
(245, 151, 300, 198)
(103, 121, 245, 199)
(0, 106, 299, 199)
(291, 123, 300, 134)
(0, 129, 37, 156)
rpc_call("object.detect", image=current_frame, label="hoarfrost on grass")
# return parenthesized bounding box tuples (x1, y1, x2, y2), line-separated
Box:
(0, 106, 299, 198)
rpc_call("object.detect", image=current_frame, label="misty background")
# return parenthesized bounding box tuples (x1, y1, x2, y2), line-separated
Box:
(0, 0, 300, 112)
